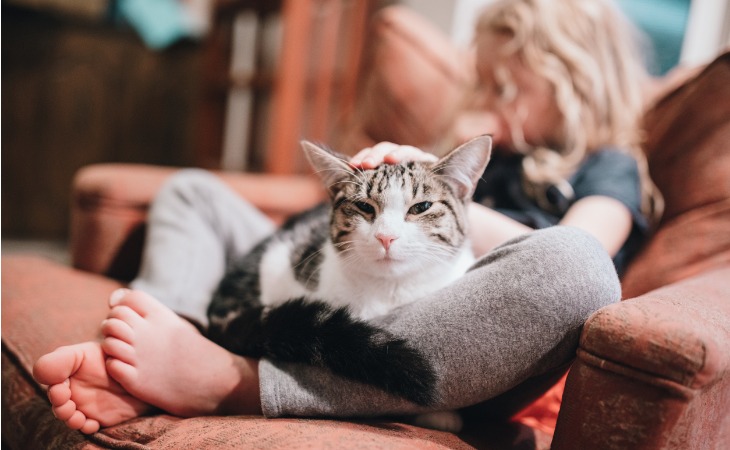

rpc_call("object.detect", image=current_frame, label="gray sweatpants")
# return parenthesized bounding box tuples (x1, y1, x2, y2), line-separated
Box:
(132, 169, 620, 418)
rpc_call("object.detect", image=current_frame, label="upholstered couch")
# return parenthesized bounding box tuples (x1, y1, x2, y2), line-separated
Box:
(3, 7, 729, 449)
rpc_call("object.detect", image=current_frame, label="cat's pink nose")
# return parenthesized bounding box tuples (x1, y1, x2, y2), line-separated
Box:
(376, 234, 398, 251)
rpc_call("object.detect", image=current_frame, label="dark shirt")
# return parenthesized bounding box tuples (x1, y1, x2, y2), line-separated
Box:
(472, 148, 649, 275)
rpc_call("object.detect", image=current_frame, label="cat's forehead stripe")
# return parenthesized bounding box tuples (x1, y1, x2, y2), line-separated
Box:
(343, 162, 450, 204)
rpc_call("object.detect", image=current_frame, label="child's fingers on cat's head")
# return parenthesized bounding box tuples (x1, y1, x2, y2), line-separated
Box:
(351, 142, 435, 169)
(348, 149, 369, 168)
(350, 142, 400, 169)
(385, 146, 437, 165)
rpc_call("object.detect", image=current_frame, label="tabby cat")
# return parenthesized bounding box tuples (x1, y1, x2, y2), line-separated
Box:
(207, 136, 492, 409)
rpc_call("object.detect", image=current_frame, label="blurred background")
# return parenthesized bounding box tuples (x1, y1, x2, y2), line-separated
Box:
(2, 0, 726, 260)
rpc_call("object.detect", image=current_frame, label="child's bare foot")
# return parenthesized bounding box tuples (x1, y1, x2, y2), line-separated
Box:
(100, 289, 262, 417)
(32, 342, 152, 434)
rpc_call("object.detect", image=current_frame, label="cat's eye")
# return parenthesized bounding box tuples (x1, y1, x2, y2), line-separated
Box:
(408, 201, 432, 215)
(354, 201, 375, 214)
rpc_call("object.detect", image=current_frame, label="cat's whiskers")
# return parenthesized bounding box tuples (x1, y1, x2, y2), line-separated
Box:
(420, 254, 458, 268)
(333, 242, 370, 269)
(310, 166, 363, 192)
(296, 240, 360, 287)
(332, 241, 362, 264)
(353, 168, 369, 183)
(411, 243, 461, 260)
(335, 254, 366, 275)
(333, 240, 357, 247)
(291, 246, 329, 272)
(340, 253, 364, 269)
(312, 166, 356, 178)
(410, 250, 456, 265)
(332, 240, 358, 257)
(330, 179, 361, 190)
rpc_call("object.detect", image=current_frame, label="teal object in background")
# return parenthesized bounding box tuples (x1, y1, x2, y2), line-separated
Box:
(117, 0, 196, 50)
(616, 0, 691, 74)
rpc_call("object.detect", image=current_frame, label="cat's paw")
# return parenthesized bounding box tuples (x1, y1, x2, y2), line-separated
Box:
(411, 410, 464, 433)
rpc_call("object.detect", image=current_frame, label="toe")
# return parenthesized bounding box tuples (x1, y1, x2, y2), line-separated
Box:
(107, 306, 144, 328)
(52, 400, 77, 421)
(101, 318, 135, 344)
(80, 419, 101, 434)
(105, 357, 138, 386)
(33, 346, 82, 386)
(65, 410, 87, 430)
(48, 381, 72, 405)
(109, 289, 161, 318)
(101, 337, 137, 365)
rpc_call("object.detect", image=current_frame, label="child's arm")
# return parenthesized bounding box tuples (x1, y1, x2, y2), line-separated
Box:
(467, 203, 531, 257)
(468, 197, 632, 258)
(558, 196, 632, 257)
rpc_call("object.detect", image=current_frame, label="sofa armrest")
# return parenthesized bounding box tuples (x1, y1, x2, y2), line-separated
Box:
(552, 266, 730, 449)
(71, 163, 325, 280)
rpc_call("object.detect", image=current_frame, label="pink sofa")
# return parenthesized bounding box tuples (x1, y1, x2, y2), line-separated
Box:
(3, 7, 729, 449)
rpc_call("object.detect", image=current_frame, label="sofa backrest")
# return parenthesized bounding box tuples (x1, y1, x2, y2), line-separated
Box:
(337, 6, 472, 155)
(621, 53, 730, 298)
(643, 53, 730, 223)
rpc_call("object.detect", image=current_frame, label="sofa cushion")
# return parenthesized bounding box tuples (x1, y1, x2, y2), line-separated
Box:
(622, 52, 730, 298)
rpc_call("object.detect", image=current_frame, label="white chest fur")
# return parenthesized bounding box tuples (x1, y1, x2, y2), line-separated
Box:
(258, 239, 474, 321)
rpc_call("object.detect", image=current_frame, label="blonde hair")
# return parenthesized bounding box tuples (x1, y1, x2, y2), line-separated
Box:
(475, 0, 662, 222)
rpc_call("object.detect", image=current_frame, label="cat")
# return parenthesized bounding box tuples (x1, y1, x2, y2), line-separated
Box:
(206, 136, 492, 425)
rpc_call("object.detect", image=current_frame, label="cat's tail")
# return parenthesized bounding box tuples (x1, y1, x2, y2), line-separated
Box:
(208, 298, 438, 407)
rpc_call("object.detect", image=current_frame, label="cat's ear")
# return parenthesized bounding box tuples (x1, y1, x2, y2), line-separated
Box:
(301, 141, 354, 197)
(432, 135, 492, 200)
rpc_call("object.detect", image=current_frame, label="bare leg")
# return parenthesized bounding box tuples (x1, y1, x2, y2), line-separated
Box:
(32, 342, 151, 434)
(100, 289, 262, 417)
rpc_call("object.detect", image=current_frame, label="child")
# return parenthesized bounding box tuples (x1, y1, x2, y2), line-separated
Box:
(354, 0, 661, 272)
(33, 0, 654, 434)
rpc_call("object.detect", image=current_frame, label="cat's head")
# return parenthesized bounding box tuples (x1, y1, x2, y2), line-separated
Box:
(301, 137, 492, 277)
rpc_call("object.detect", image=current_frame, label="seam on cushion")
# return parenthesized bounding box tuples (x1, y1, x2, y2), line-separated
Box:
(75, 192, 153, 213)
(2, 344, 47, 398)
(577, 348, 695, 400)
(580, 306, 707, 383)
(2, 338, 36, 378)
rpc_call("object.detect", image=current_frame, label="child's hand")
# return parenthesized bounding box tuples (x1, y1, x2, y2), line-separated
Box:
(350, 142, 438, 170)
